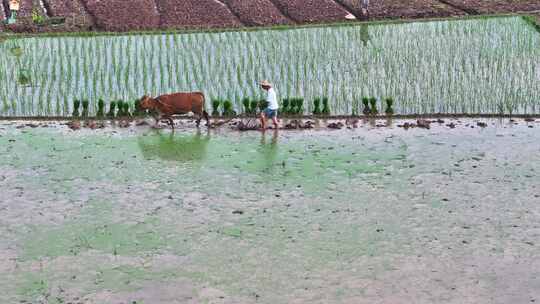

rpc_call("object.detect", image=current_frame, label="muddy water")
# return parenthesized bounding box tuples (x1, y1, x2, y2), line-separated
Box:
(0, 119, 539, 304)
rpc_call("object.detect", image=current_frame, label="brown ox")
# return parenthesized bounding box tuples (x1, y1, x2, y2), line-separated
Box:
(139, 92, 210, 129)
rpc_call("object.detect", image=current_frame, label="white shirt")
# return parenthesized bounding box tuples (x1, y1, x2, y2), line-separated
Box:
(266, 87, 278, 110)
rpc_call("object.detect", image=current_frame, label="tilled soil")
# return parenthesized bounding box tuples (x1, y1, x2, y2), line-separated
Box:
(337, 0, 466, 19)
(156, 0, 242, 29)
(17, 0, 43, 18)
(1, 0, 539, 31)
(45, 0, 94, 28)
(441, 0, 540, 14)
(221, 0, 293, 26)
(269, 0, 351, 22)
(82, 0, 160, 31)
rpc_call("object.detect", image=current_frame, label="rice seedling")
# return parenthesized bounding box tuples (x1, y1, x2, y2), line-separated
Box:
(250, 100, 259, 114)
(122, 102, 131, 117)
(313, 98, 321, 115)
(211, 99, 221, 116)
(282, 98, 291, 115)
(81, 100, 89, 117)
(107, 101, 117, 118)
(362, 97, 371, 115)
(385, 98, 395, 115)
(288, 98, 304, 115)
(222, 100, 236, 117)
(322, 97, 330, 116)
(115, 100, 124, 117)
(97, 99, 105, 117)
(72, 99, 81, 117)
(369, 97, 378, 115)
(242, 98, 251, 114)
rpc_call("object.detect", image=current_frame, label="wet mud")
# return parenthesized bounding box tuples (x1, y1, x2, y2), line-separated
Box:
(0, 118, 539, 303)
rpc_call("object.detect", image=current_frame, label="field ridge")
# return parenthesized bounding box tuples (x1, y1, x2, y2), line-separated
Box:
(266, 0, 298, 23)
(213, 0, 245, 26)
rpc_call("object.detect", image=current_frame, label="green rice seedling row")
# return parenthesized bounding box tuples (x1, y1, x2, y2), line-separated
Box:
(0, 16, 538, 117)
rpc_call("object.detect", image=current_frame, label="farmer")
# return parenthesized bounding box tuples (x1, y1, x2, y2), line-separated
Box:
(259, 80, 279, 131)
(7, 0, 20, 24)
(361, 0, 370, 17)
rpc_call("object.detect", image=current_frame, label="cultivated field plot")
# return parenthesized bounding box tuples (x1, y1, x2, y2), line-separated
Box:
(221, 0, 293, 26)
(337, 0, 466, 19)
(46, 0, 94, 29)
(0, 16, 539, 117)
(82, 0, 161, 31)
(441, 0, 540, 13)
(268, 0, 350, 22)
(1, 120, 540, 303)
(156, 0, 242, 29)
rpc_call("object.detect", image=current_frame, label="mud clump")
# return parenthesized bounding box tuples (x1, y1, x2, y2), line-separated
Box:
(119, 120, 131, 128)
(67, 121, 81, 130)
(327, 122, 344, 129)
(477, 122, 487, 128)
(417, 119, 431, 129)
(285, 120, 315, 130)
(237, 120, 259, 131)
(136, 120, 150, 126)
(346, 118, 359, 128)
(398, 122, 416, 130)
(84, 121, 105, 129)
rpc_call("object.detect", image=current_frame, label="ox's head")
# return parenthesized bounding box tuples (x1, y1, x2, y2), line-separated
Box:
(139, 95, 156, 110)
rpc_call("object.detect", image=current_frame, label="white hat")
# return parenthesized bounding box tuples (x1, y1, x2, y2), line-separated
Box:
(259, 80, 272, 87)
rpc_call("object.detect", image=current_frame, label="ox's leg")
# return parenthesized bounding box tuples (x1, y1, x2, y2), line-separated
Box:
(195, 112, 202, 128)
(203, 111, 210, 126)
(153, 114, 161, 128)
(167, 117, 175, 131)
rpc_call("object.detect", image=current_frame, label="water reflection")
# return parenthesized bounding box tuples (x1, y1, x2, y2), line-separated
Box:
(137, 130, 210, 162)
(258, 129, 279, 173)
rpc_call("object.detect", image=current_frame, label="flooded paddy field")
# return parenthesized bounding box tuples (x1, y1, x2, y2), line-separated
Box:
(1, 119, 540, 303)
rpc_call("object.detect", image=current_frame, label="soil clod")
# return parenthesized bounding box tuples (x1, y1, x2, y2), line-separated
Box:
(477, 122, 487, 128)
(417, 119, 431, 129)
(67, 121, 81, 130)
(327, 122, 344, 129)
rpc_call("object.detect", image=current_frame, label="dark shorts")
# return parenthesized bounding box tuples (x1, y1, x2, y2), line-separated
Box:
(263, 108, 278, 118)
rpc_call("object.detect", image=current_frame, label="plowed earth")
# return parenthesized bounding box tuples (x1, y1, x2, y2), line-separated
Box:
(0, 0, 539, 32)
(156, 0, 242, 29)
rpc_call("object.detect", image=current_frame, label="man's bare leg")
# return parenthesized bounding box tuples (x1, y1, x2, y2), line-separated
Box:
(272, 116, 279, 129)
(260, 113, 267, 131)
